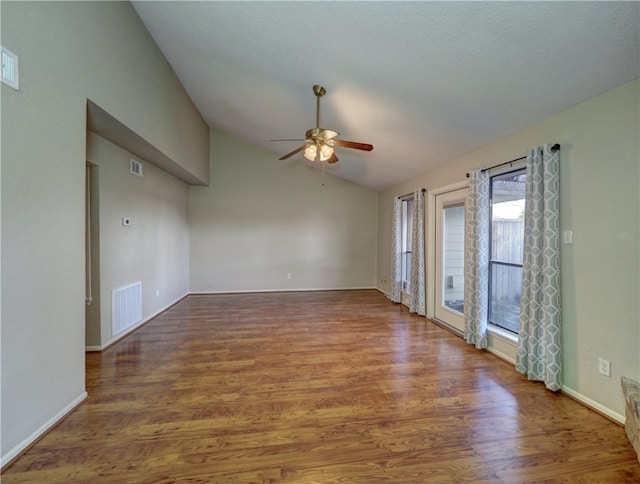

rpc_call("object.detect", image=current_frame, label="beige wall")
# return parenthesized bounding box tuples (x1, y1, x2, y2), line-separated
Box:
(1, 2, 208, 464)
(86, 133, 190, 347)
(189, 129, 378, 292)
(377, 80, 640, 418)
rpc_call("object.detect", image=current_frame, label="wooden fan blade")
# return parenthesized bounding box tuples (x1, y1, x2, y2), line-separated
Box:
(327, 153, 339, 164)
(279, 144, 307, 160)
(333, 139, 374, 151)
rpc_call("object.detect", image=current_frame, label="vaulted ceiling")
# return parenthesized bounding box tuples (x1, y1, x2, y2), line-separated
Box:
(132, 1, 639, 190)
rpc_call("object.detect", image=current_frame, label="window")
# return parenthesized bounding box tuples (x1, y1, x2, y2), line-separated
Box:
(488, 169, 526, 333)
(401, 197, 414, 292)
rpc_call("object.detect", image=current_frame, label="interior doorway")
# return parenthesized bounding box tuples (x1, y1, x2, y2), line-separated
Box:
(85, 162, 101, 349)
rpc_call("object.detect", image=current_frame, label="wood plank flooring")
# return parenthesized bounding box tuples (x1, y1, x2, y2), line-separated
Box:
(4, 290, 640, 483)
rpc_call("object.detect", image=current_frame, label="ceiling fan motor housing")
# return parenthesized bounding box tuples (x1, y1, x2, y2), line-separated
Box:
(312, 84, 326, 97)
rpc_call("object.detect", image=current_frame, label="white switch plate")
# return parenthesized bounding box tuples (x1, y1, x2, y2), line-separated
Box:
(122, 217, 131, 226)
(563, 230, 573, 244)
(598, 358, 611, 377)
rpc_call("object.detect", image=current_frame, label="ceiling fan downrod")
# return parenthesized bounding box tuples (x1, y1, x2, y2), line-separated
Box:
(313, 84, 326, 129)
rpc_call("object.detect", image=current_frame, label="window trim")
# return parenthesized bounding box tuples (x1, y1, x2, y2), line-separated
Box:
(488, 324, 519, 344)
(425, 180, 469, 321)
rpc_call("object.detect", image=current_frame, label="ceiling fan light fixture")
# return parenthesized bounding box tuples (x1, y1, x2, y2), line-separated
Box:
(304, 144, 317, 161)
(319, 144, 334, 161)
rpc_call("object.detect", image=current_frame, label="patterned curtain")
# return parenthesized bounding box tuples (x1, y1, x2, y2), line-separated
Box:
(389, 197, 403, 302)
(516, 144, 562, 391)
(409, 189, 425, 315)
(464, 169, 490, 349)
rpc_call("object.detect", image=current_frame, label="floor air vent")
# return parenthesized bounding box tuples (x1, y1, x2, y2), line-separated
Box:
(112, 282, 142, 336)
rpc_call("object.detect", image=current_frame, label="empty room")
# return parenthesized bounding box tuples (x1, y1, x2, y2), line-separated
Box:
(1, 1, 639, 482)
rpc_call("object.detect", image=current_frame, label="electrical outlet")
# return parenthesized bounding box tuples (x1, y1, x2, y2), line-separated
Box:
(286, 273, 292, 280)
(598, 358, 611, 377)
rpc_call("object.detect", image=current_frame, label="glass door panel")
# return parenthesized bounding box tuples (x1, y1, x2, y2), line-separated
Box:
(434, 188, 468, 332)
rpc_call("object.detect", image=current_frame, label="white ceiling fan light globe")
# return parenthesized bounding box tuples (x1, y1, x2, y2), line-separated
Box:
(304, 144, 317, 161)
(319, 144, 334, 161)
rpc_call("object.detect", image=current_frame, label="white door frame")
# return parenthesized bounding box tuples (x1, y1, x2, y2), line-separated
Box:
(426, 181, 468, 323)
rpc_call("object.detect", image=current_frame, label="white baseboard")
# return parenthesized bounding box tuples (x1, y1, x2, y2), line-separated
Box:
(561, 385, 625, 425)
(189, 286, 376, 295)
(486, 345, 516, 365)
(1, 391, 88, 469)
(486, 327, 517, 364)
(86, 292, 188, 351)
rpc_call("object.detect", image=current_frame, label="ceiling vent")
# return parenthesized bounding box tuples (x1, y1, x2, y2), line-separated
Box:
(130, 159, 143, 177)
(1, 46, 19, 90)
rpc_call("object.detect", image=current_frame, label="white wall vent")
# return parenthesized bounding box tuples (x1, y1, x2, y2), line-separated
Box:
(130, 159, 143, 177)
(112, 282, 142, 336)
(1, 46, 19, 90)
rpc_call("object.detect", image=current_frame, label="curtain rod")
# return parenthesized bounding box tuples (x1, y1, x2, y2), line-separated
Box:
(466, 144, 561, 178)
(399, 188, 426, 199)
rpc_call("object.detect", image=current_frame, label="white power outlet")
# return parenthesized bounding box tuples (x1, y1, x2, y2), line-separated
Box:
(598, 358, 611, 377)
(287, 273, 292, 280)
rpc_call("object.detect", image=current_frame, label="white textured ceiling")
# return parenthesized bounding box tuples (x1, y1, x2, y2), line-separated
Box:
(132, 1, 639, 190)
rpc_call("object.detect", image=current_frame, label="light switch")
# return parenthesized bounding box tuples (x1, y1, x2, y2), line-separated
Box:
(563, 230, 573, 244)
(122, 217, 131, 226)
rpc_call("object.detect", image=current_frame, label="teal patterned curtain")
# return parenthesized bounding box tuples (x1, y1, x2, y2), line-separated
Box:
(516, 144, 562, 391)
(464, 169, 490, 348)
(409, 189, 425, 315)
(389, 197, 403, 303)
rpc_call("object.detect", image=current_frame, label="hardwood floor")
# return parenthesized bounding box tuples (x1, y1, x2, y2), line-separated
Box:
(4, 290, 639, 483)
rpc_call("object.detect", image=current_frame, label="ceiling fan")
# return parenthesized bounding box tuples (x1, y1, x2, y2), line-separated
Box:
(273, 84, 373, 164)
